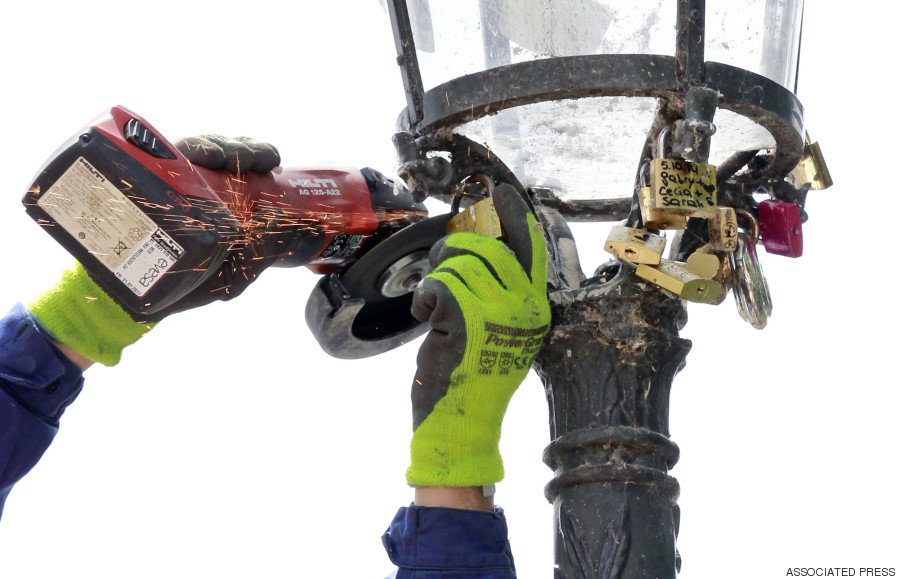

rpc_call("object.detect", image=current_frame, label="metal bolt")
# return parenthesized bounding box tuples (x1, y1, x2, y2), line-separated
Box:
(401, 272, 422, 289)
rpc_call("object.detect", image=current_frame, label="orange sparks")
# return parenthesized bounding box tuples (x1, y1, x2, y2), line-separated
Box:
(136, 201, 173, 210)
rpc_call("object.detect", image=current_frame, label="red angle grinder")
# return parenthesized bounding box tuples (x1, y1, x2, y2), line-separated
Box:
(23, 106, 449, 358)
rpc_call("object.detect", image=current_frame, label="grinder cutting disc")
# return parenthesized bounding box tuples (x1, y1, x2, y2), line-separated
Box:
(338, 213, 451, 342)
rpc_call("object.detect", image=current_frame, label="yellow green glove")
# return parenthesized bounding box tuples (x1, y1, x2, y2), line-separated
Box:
(407, 184, 550, 487)
(27, 264, 153, 366)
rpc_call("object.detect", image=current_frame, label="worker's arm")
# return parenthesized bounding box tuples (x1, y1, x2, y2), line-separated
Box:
(0, 138, 278, 520)
(0, 304, 87, 517)
(383, 185, 550, 578)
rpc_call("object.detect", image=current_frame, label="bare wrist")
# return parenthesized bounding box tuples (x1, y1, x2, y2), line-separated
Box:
(54, 341, 94, 371)
(413, 486, 495, 511)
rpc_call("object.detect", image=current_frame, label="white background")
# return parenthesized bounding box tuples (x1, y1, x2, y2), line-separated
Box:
(0, 2, 897, 578)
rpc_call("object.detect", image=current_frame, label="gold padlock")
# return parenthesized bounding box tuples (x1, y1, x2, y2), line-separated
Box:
(604, 226, 666, 265)
(789, 136, 833, 191)
(690, 244, 732, 287)
(636, 259, 724, 304)
(708, 207, 738, 252)
(446, 197, 505, 240)
(638, 186, 687, 230)
(650, 131, 717, 219)
(685, 249, 729, 305)
(650, 158, 717, 219)
(684, 251, 719, 279)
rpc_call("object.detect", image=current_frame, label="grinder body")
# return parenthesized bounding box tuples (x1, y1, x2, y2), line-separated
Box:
(23, 106, 427, 320)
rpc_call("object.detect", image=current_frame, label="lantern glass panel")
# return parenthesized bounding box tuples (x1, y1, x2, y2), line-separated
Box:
(706, 0, 804, 90)
(407, 0, 676, 92)
(403, 0, 803, 92)
(455, 99, 775, 201)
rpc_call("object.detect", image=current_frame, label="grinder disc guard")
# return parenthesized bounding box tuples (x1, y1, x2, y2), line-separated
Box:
(305, 214, 451, 359)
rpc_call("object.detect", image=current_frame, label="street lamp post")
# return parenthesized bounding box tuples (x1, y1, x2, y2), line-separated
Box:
(385, 1, 817, 576)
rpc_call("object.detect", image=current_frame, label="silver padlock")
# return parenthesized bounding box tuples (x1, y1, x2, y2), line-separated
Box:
(728, 230, 773, 329)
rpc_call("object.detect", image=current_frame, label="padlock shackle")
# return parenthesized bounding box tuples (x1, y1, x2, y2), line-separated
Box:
(450, 173, 497, 216)
(734, 208, 760, 244)
(467, 173, 495, 197)
(657, 126, 671, 160)
(639, 161, 651, 188)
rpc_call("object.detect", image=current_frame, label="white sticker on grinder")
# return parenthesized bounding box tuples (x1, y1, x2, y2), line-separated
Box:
(38, 156, 185, 297)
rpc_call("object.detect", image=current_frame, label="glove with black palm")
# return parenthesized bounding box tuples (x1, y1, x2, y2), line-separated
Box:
(407, 185, 550, 487)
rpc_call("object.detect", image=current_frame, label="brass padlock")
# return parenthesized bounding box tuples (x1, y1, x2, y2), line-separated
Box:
(684, 251, 719, 279)
(638, 186, 687, 230)
(789, 136, 833, 191)
(650, 129, 718, 218)
(651, 158, 717, 218)
(636, 259, 724, 304)
(604, 226, 666, 265)
(446, 197, 505, 240)
(708, 207, 738, 252)
(691, 244, 732, 287)
(728, 231, 773, 329)
(685, 248, 729, 305)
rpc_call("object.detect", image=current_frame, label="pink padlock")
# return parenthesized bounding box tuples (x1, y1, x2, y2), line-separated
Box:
(758, 199, 803, 257)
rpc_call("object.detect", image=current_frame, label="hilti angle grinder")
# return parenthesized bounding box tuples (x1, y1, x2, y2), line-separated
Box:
(23, 106, 449, 358)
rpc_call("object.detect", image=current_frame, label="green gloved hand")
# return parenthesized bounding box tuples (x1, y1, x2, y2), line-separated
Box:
(27, 137, 280, 366)
(27, 264, 154, 366)
(407, 184, 551, 488)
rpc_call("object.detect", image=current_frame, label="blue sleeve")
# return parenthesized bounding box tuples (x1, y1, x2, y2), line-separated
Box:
(382, 505, 516, 578)
(0, 304, 85, 519)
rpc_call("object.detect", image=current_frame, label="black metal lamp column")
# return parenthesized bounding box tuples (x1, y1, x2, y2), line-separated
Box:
(534, 264, 690, 578)
(536, 8, 708, 574)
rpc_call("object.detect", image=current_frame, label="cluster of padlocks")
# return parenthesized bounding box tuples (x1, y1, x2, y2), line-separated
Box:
(605, 135, 829, 329)
(436, 133, 829, 330)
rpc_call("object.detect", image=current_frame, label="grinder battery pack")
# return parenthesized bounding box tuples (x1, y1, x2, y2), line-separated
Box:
(23, 106, 441, 356)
